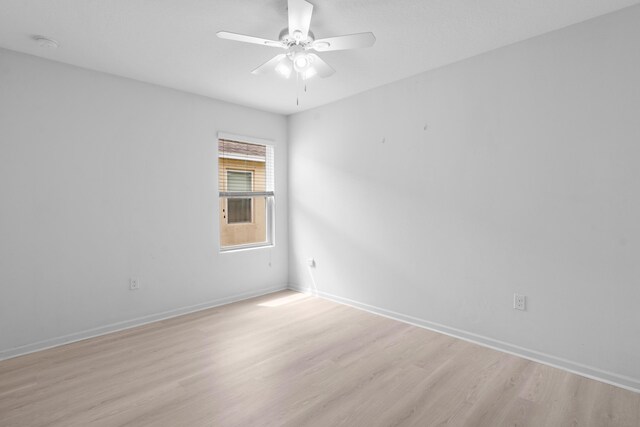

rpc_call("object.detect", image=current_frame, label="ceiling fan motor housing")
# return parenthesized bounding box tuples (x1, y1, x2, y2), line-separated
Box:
(279, 28, 315, 47)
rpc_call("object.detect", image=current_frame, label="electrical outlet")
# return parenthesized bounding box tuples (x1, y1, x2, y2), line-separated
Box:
(130, 278, 140, 290)
(514, 293, 526, 310)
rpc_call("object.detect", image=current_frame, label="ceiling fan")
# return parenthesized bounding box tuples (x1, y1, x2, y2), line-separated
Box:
(217, 0, 376, 81)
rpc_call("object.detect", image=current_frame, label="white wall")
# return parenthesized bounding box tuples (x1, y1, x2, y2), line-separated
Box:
(0, 48, 288, 357)
(288, 6, 640, 389)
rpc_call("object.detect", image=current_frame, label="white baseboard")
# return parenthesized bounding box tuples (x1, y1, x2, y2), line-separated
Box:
(0, 285, 287, 362)
(288, 285, 640, 394)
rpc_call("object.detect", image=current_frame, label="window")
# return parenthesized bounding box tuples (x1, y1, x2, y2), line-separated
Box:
(226, 171, 252, 224)
(218, 134, 274, 251)
(227, 198, 252, 223)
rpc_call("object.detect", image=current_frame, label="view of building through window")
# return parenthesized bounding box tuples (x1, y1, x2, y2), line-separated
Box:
(226, 171, 253, 223)
(218, 138, 274, 250)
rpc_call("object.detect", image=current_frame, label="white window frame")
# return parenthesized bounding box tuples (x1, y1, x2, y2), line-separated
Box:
(218, 132, 275, 253)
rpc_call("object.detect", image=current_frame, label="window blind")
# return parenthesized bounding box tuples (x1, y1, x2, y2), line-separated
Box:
(218, 139, 274, 198)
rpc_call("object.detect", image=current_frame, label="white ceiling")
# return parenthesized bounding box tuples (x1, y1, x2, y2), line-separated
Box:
(1, 0, 638, 115)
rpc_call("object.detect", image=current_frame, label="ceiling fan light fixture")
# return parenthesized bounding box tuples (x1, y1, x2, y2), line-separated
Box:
(302, 67, 317, 80)
(293, 52, 311, 72)
(275, 62, 293, 78)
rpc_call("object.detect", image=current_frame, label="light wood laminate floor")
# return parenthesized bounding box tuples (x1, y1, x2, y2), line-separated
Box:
(1, 290, 639, 426)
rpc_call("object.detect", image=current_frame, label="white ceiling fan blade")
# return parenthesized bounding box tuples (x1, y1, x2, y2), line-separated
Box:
(217, 31, 285, 48)
(288, 0, 313, 39)
(309, 54, 335, 78)
(312, 32, 376, 52)
(251, 54, 291, 77)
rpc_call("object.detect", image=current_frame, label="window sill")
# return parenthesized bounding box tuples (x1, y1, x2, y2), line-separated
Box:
(220, 242, 274, 253)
